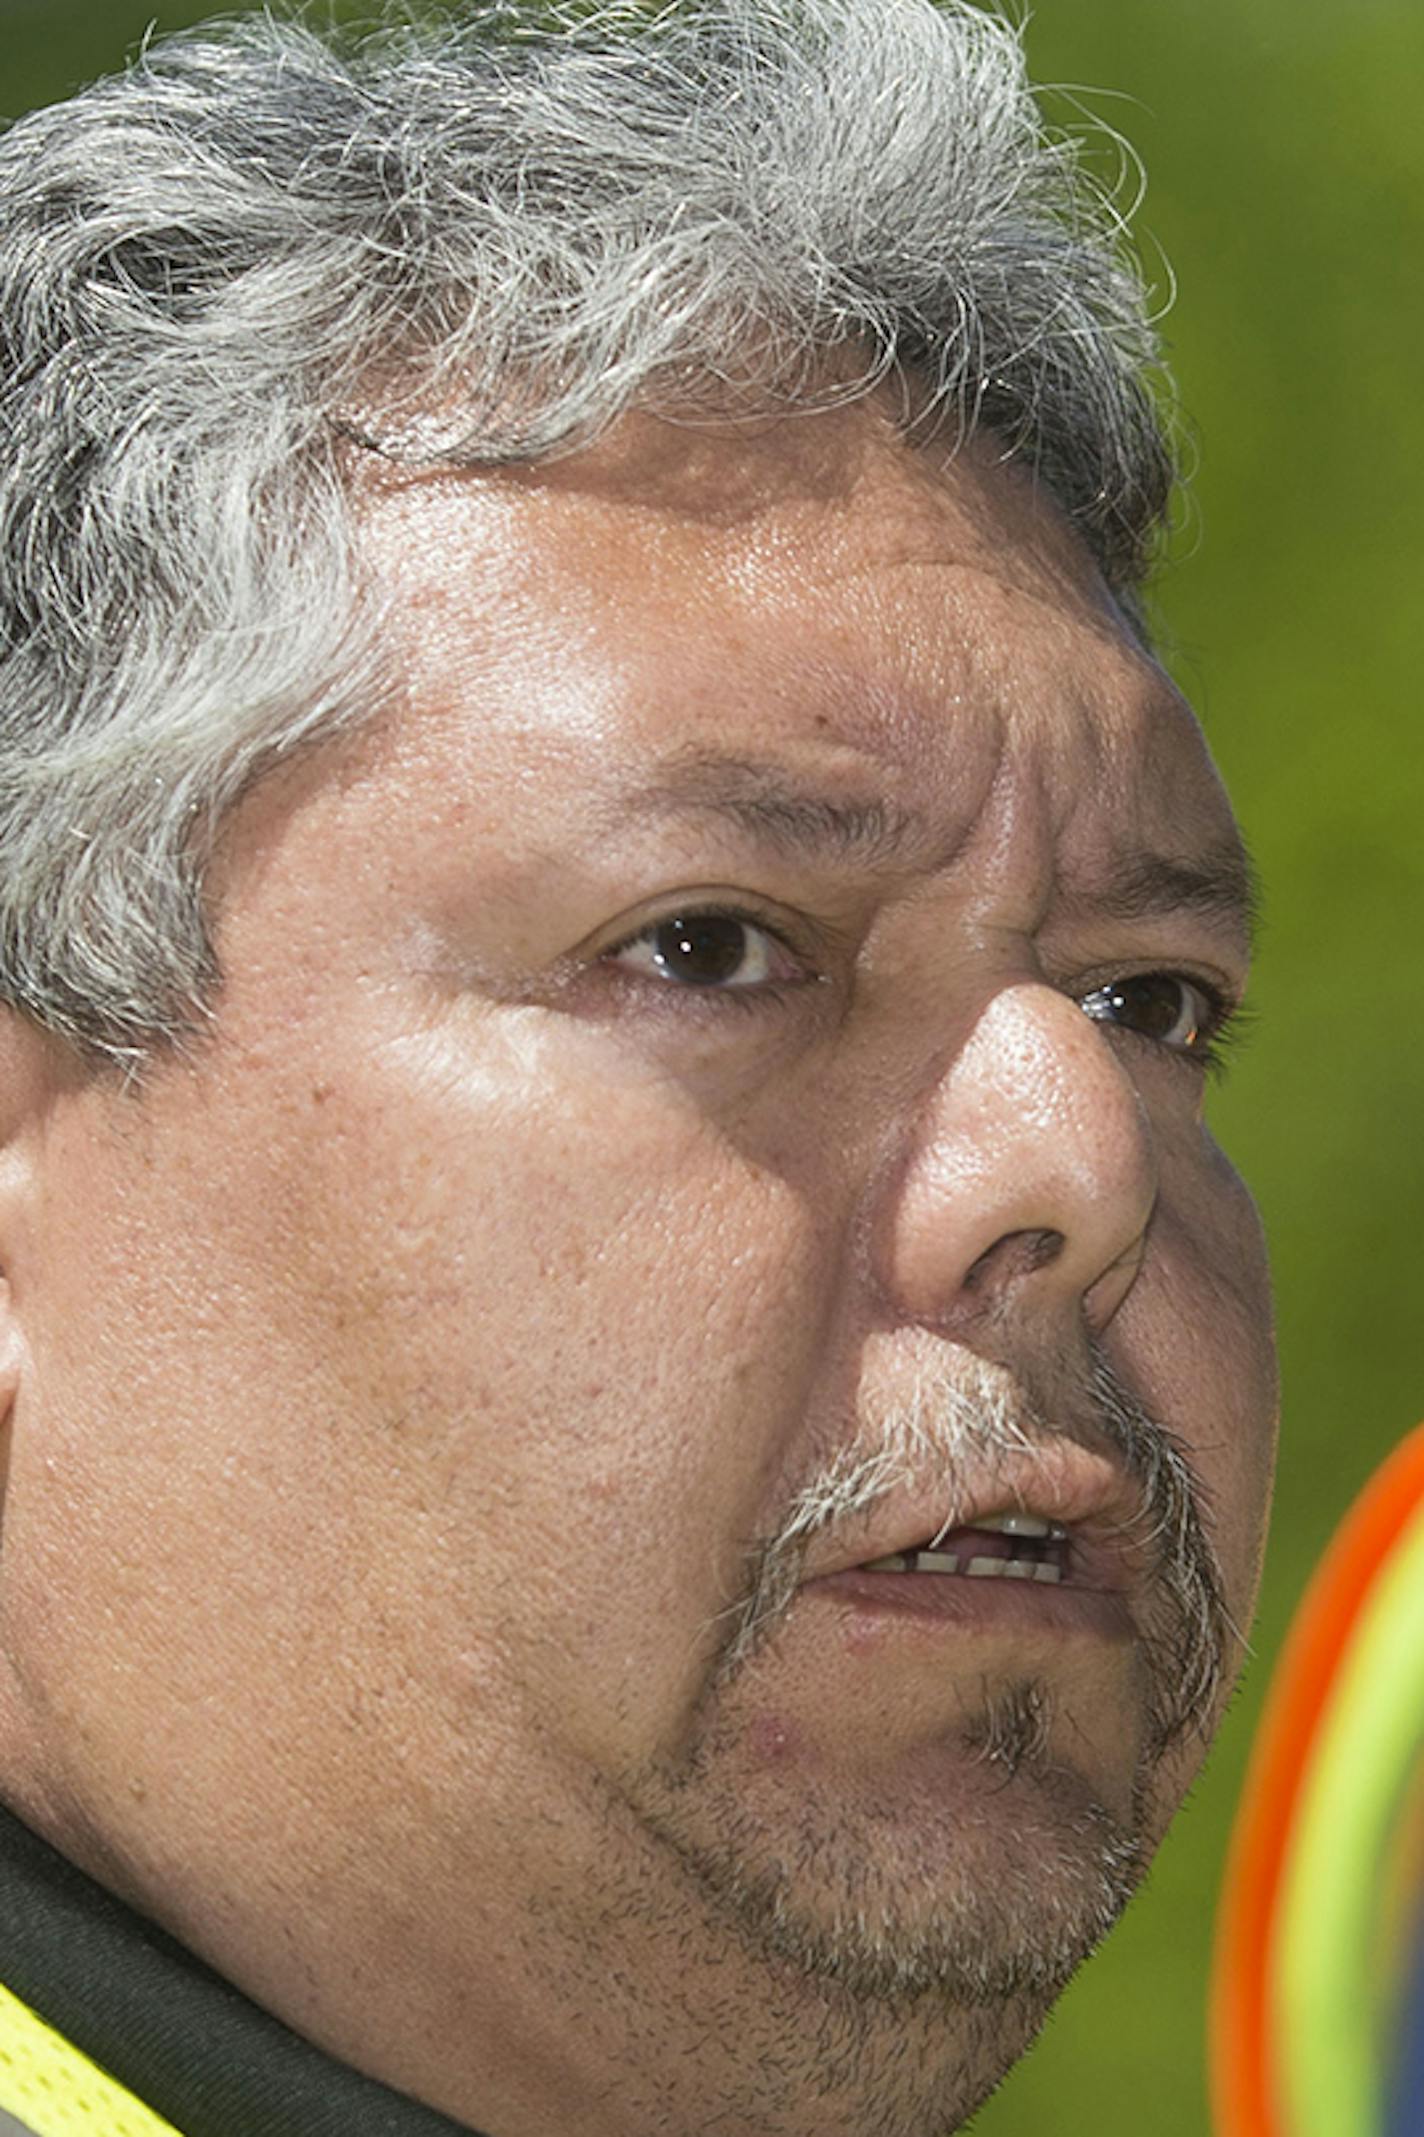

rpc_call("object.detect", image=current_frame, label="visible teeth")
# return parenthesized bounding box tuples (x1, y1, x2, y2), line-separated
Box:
(976, 1512, 1065, 1540)
(859, 1549, 1067, 1585)
(861, 1550, 964, 1574)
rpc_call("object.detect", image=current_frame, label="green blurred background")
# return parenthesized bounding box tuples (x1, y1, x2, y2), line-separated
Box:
(3, 0, 1420, 2128)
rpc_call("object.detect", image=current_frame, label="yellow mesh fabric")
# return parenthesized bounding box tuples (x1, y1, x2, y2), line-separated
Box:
(0, 1983, 183, 2136)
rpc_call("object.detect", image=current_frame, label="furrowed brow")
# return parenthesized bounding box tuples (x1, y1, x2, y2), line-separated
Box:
(607, 754, 1262, 948)
(619, 754, 924, 870)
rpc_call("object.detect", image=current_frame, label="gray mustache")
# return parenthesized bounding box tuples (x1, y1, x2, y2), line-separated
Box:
(1083, 1348, 1233, 1751)
(719, 1343, 1231, 1756)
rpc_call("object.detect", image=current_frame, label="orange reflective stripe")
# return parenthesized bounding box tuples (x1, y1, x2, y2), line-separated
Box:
(0, 1983, 183, 2137)
(1210, 1423, 1424, 2137)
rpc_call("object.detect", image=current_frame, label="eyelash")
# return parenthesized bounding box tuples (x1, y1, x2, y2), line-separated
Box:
(600, 904, 1247, 1071)
(1190, 992, 1253, 1078)
(598, 905, 816, 1011)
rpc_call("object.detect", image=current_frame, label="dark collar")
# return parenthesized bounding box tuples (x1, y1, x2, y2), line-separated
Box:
(0, 1801, 480, 2136)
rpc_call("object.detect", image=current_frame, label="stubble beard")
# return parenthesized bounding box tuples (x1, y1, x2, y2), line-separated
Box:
(602, 1346, 1230, 2130)
(629, 1669, 1149, 2008)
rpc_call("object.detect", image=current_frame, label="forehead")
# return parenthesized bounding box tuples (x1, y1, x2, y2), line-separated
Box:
(353, 399, 1243, 908)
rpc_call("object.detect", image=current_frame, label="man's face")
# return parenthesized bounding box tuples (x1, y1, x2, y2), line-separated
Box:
(0, 399, 1276, 2137)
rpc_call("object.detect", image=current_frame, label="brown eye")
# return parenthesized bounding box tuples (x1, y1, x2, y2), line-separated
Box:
(1080, 974, 1211, 1052)
(609, 911, 785, 989)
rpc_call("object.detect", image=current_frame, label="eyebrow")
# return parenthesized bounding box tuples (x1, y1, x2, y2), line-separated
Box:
(1091, 845, 1262, 951)
(622, 754, 924, 871)
(613, 751, 1261, 947)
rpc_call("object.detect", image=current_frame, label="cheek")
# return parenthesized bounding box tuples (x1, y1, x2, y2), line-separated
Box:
(1121, 1136, 1278, 1616)
(265, 1017, 838, 1764)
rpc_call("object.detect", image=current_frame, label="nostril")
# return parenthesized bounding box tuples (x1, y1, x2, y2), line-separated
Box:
(962, 1227, 1066, 1293)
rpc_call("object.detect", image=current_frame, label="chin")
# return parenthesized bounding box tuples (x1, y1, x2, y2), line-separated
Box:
(629, 1690, 1152, 2013)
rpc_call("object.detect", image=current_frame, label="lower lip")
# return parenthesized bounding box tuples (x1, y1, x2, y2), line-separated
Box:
(810, 1567, 1135, 1641)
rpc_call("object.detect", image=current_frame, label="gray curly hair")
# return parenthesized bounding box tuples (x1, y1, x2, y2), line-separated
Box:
(0, 0, 1175, 1061)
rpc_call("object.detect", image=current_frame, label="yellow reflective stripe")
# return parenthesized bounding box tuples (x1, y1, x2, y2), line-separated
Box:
(0, 1984, 183, 2137)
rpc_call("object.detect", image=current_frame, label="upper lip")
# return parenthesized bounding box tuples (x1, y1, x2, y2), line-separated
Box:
(799, 1441, 1150, 1595)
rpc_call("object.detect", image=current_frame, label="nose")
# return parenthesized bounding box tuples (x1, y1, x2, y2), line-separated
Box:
(874, 982, 1158, 1338)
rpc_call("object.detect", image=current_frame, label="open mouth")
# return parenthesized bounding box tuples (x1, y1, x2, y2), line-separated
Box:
(860, 1511, 1069, 1585)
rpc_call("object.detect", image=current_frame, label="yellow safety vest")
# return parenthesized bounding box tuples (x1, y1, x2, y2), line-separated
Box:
(0, 1983, 183, 2137)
